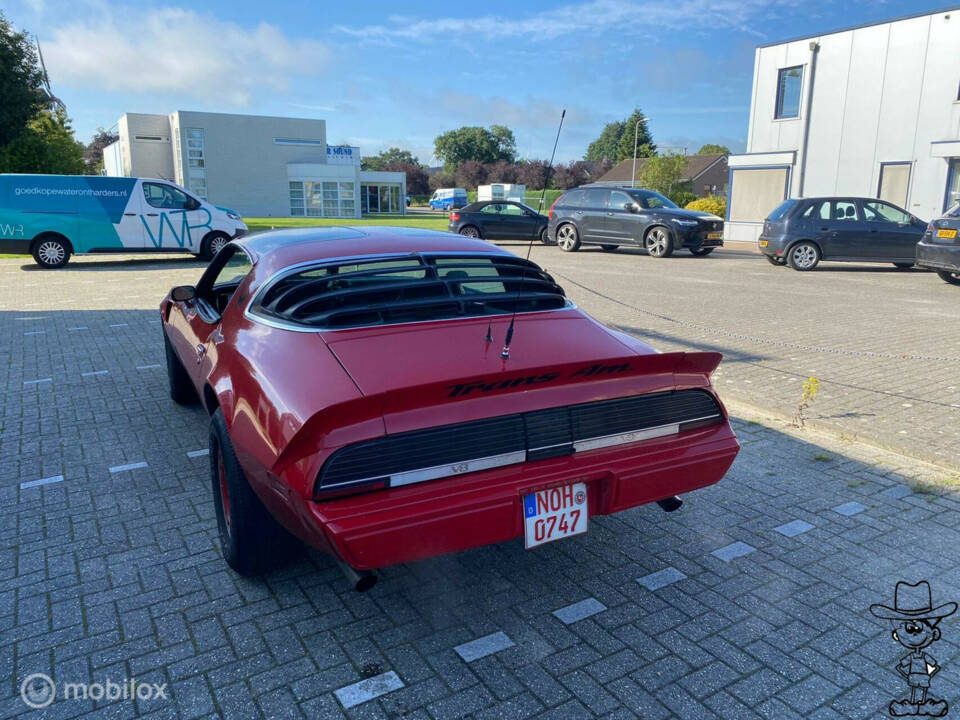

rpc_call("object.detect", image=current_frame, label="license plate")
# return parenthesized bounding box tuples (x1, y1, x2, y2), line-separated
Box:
(937, 228, 958, 239)
(758, 239, 769, 247)
(707, 231, 723, 240)
(523, 483, 588, 549)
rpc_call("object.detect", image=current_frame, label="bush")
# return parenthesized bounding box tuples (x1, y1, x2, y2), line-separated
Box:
(669, 190, 697, 208)
(685, 194, 727, 218)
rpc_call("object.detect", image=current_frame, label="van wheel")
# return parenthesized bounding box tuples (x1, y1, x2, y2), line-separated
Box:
(163, 330, 198, 405)
(556, 224, 580, 252)
(32, 236, 71, 268)
(644, 227, 673, 257)
(210, 408, 298, 576)
(787, 241, 820, 271)
(937, 270, 960, 286)
(200, 232, 230, 261)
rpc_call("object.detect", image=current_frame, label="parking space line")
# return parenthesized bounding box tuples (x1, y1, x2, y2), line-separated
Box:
(334, 671, 404, 709)
(109, 461, 148, 473)
(879, 485, 913, 500)
(23, 378, 52, 386)
(711, 542, 757, 563)
(16, 316, 48, 321)
(454, 632, 515, 662)
(109, 323, 129, 328)
(552, 598, 607, 625)
(833, 501, 866, 517)
(187, 449, 209, 458)
(136, 364, 161, 370)
(68, 326, 88, 331)
(24, 330, 46, 336)
(81, 370, 109, 377)
(20, 475, 65, 490)
(637, 567, 686, 590)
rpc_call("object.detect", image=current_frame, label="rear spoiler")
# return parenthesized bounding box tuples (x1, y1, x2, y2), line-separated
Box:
(272, 351, 722, 476)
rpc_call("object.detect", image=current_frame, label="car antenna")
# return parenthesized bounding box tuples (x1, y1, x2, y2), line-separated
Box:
(500, 109, 566, 360)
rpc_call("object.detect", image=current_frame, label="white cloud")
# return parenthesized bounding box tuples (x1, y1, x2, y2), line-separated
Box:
(336, 0, 798, 42)
(43, 8, 329, 106)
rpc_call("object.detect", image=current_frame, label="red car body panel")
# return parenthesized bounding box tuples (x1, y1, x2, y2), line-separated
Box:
(161, 227, 740, 571)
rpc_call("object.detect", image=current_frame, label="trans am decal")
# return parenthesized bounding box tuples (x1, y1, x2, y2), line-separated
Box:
(445, 362, 634, 398)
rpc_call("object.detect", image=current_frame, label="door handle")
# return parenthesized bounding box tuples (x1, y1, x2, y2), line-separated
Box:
(606, 212, 614, 216)
(123, 212, 136, 216)
(146, 213, 159, 217)
(819, 227, 829, 231)
(575, 210, 583, 215)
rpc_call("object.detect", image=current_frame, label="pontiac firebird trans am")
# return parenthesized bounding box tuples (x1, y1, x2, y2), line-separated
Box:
(161, 227, 740, 590)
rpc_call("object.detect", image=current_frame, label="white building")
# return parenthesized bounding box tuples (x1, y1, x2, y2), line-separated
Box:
(726, 7, 960, 242)
(102, 111, 406, 218)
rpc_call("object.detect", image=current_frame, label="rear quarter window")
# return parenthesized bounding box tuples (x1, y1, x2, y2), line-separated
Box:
(767, 200, 797, 221)
(558, 189, 585, 207)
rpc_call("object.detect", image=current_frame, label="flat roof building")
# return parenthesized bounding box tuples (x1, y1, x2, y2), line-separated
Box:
(725, 7, 960, 241)
(102, 111, 406, 219)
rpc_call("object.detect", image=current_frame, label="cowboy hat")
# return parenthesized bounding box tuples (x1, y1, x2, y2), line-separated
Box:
(870, 581, 957, 621)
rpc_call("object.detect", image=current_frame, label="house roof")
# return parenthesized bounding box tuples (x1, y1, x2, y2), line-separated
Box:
(595, 154, 726, 184)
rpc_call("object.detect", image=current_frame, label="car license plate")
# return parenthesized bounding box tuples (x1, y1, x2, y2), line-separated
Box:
(758, 239, 769, 247)
(523, 483, 588, 548)
(707, 231, 723, 240)
(937, 228, 958, 239)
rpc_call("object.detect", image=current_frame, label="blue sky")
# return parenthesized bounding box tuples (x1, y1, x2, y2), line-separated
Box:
(5, 0, 952, 163)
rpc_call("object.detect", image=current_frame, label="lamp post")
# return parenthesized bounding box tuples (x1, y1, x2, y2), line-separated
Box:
(631, 116, 647, 188)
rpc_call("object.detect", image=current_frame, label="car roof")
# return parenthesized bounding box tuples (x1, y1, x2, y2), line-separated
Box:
(235, 226, 512, 275)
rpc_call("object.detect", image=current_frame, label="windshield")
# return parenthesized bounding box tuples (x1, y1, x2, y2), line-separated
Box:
(627, 190, 678, 210)
(947, 203, 960, 218)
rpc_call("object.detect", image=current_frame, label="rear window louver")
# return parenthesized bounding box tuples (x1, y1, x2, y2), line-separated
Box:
(251, 255, 567, 329)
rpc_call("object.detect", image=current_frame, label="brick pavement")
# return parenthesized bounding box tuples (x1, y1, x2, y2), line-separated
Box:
(2, 253, 960, 719)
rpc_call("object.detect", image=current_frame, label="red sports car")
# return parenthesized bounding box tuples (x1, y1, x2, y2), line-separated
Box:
(161, 227, 739, 590)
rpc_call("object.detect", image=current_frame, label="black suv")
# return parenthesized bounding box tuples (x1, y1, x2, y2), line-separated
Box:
(546, 185, 724, 257)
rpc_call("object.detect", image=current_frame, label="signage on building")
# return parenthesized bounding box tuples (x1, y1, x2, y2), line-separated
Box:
(326, 146, 360, 166)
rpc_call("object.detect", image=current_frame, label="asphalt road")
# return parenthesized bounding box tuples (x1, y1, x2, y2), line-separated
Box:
(500, 241, 960, 471)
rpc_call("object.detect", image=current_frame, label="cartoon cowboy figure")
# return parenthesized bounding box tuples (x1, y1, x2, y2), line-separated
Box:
(871, 581, 957, 717)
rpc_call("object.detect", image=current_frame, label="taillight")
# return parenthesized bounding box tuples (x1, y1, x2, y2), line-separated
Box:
(548, 199, 558, 218)
(449, 212, 460, 222)
(927, 223, 935, 233)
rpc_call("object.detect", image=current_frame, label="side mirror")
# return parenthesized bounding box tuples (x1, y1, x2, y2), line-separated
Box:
(171, 285, 196, 302)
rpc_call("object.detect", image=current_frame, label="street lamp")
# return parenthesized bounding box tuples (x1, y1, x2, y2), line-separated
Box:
(631, 116, 648, 188)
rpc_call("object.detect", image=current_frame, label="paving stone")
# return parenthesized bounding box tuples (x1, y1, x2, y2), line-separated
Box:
(552, 598, 607, 625)
(832, 502, 867, 517)
(333, 670, 404, 709)
(774, 520, 815, 537)
(453, 632, 515, 663)
(636, 567, 686, 591)
(711, 541, 757, 563)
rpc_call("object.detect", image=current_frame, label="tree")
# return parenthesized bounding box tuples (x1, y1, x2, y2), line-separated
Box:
(433, 125, 516, 169)
(362, 146, 420, 171)
(584, 109, 655, 164)
(454, 160, 487, 191)
(384, 161, 429, 195)
(696, 143, 731, 156)
(638, 152, 688, 198)
(0, 108, 85, 174)
(485, 159, 517, 183)
(549, 164, 576, 190)
(84, 127, 119, 173)
(516, 160, 549, 190)
(0, 12, 43, 147)
(428, 171, 455, 191)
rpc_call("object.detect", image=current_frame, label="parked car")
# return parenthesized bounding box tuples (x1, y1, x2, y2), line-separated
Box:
(0, 173, 246, 268)
(758, 196, 926, 271)
(916, 203, 960, 285)
(547, 185, 724, 257)
(448, 201, 548, 242)
(161, 227, 739, 589)
(429, 188, 468, 210)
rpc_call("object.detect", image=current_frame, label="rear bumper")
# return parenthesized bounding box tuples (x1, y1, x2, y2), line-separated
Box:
(916, 239, 960, 272)
(288, 422, 739, 570)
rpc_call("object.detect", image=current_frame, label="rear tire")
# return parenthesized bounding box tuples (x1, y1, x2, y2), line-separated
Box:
(787, 241, 820, 271)
(210, 408, 298, 576)
(556, 223, 580, 252)
(644, 227, 673, 258)
(32, 235, 71, 268)
(459, 225, 480, 238)
(200, 232, 230, 261)
(893, 263, 914, 270)
(937, 269, 960, 286)
(690, 247, 714, 256)
(164, 331, 198, 405)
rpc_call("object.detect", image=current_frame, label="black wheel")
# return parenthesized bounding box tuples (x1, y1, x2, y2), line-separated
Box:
(200, 232, 230, 261)
(690, 247, 714, 256)
(164, 330, 198, 405)
(210, 408, 298, 576)
(556, 223, 580, 252)
(644, 227, 673, 258)
(539, 227, 552, 245)
(937, 269, 960, 286)
(765, 254, 786, 266)
(31, 235, 71, 268)
(600, 244, 619, 252)
(458, 226, 480, 239)
(786, 241, 820, 271)
(893, 263, 914, 270)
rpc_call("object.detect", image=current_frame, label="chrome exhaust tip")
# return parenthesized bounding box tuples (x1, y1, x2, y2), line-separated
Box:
(656, 496, 683, 513)
(335, 557, 378, 592)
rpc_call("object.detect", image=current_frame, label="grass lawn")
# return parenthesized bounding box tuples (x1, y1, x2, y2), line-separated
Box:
(244, 213, 449, 234)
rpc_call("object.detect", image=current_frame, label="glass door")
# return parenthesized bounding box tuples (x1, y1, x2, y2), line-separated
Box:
(365, 185, 379, 213)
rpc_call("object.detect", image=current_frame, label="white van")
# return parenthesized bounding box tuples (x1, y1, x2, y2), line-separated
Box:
(428, 188, 468, 210)
(0, 174, 247, 268)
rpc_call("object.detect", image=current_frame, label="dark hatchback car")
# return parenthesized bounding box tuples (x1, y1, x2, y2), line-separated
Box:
(448, 201, 548, 243)
(547, 186, 724, 257)
(916, 203, 960, 286)
(758, 197, 926, 271)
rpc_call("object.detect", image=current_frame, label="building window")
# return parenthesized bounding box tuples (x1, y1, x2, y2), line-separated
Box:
(360, 183, 402, 213)
(274, 138, 325, 146)
(877, 163, 911, 209)
(134, 135, 164, 142)
(289, 180, 356, 217)
(184, 128, 207, 199)
(775, 66, 803, 119)
(289, 182, 305, 216)
(728, 167, 790, 222)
